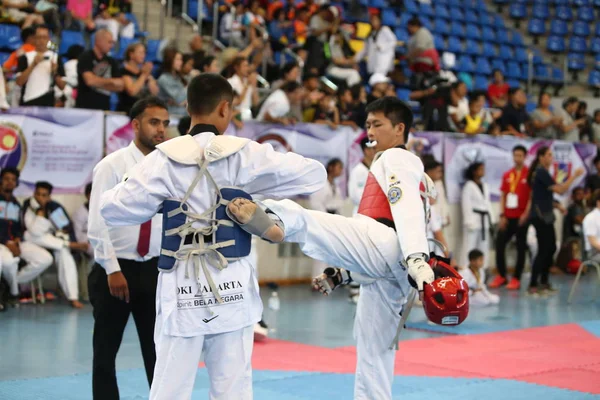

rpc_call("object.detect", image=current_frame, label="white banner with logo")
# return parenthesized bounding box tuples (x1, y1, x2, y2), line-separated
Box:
(0, 107, 104, 194)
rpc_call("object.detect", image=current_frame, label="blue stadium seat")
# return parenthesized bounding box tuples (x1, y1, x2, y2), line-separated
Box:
(551, 0, 570, 6)
(594, 0, 600, 7)
(551, 67, 564, 82)
(491, 59, 506, 74)
(493, 15, 505, 29)
(465, 10, 479, 24)
(399, 13, 414, 27)
(574, 0, 591, 6)
(475, 0, 488, 11)
(0, 24, 22, 51)
(456, 55, 476, 73)
(433, 19, 450, 36)
(475, 57, 492, 75)
(572, 20, 591, 37)
(420, 16, 433, 31)
(509, 3, 527, 20)
(404, 0, 418, 14)
(569, 36, 588, 53)
(496, 29, 510, 44)
(394, 28, 408, 43)
(506, 79, 521, 89)
(464, 39, 481, 56)
(534, 64, 550, 82)
(515, 47, 528, 63)
(479, 13, 494, 27)
(436, 5, 450, 20)
(595, 23, 600, 37)
(450, 22, 465, 38)
(465, 24, 480, 40)
(550, 20, 568, 36)
(531, 4, 550, 19)
(589, 69, 600, 87)
(577, 7, 595, 22)
(381, 9, 397, 27)
(532, 49, 544, 65)
(420, 3, 435, 16)
(506, 62, 523, 80)
(568, 53, 586, 71)
(528, 19, 546, 37)
(499, 45, 513, 60)
(449, 8, 465, 21)
(116, 37, 137, 59)
(482, 42, 497, 58)
(555, 6, 573, 20)
(447, 36, 463, 53)
(481, 27, 496, 43)
(434, 35, 447, 51)
(511, 32, 524, 47)
(58, 30, 85, 55)
(473, 75, 489, 91)
(0, 52, 10, 66)
(591, 37, 600, 53)
(370, 0, 388, 7)
(145, 39, 161, 62)
(547, 36, 566, 53)
(396, 88, 411, 101)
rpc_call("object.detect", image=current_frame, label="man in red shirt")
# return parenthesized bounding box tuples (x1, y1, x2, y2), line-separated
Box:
(487, 69, 509, 108)
(490, 145, 531, 290)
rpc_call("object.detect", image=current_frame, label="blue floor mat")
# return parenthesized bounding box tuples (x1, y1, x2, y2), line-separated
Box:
(0, 369, 595, 400)
(579, 320, 600, 338)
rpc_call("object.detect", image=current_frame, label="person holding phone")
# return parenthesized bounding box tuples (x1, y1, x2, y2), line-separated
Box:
(15, 24, 66, 106)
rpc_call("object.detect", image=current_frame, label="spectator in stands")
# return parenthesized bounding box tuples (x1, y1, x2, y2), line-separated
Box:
(305, 5, 338, 74)
(181, 54, 197, 82)
(459, 97, 487, 135)
(448, 81, 468, 131)
(487, 122, 501, 136)
(157, 48, 187, 117)
(405, 17, 439, 73)
(582, 189, 600, 261)
(65, 0, 95, 31)
(526, 146, 583, 296)
(3, 0, 45, 30)
(355, 12, 397, 76)
(227, 56, 259, 120)
(256, 81, 303, 125)
(0, 168, 53, 297)
(461, 249, 499, 307)
(293, 6, 310, 45)
(327, 29, 361, 87)
(2, 26, 35, 75)
(586, 155, 600, 195)
(308, 91, 339, 129)
(94, 0, 134, 40)
(555, 97, 585, 142)
(531, 92, 560, 139)
(337, 86, 363, 130)
(76, 29, 123, 110)
(487, 69, 509, 108)
(60, 44, 84, 108)
(592, 109, 600, 144)
(367, 73, 393, 103)
(499, 87, 530, 136)
(23, 181, 88, 308)
(16, 25, 66, 106)
(269, 7, 294, 52)
(220, 1, 246, 48)
(118, 43, 158, 114)
(0, 67, 8, 109)
(562, 187, 587, 245)
(243, 0, 266, 42)
(575, 101, 593, 142)
(198, 55, 220, 74)
(271, 62, 300, 90)
(461, 162, 494, 270)
(490, 145, 530, 290)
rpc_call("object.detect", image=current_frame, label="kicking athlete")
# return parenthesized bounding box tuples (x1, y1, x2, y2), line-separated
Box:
(99, 73, 326, 400)
(226, 97, 469, 400)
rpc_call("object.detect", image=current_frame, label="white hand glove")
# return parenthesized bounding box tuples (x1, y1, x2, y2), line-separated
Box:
(406, 255, 435, 291)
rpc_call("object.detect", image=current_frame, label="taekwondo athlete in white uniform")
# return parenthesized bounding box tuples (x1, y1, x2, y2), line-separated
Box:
(227, 97, 469, 400)
(100, 73, 327, 400)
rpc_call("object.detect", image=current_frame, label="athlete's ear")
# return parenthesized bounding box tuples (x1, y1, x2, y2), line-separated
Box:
(394, 122, 405, 142)
(217, 100, 229, 118)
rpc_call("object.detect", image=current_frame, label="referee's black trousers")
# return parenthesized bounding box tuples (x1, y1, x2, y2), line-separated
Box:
(88, 258, 159, 400)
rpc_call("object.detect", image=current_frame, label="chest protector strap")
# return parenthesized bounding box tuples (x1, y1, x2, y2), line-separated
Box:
(157, 135, 251, 311)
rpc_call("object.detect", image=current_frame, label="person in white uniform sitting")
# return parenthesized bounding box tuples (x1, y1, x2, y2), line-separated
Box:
(23, 181, 89, 308)
(583, 189, 600, 262)
(460, 249, 499, 306)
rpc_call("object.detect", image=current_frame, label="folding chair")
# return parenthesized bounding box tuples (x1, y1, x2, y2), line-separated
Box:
(568, 254, 600, 303)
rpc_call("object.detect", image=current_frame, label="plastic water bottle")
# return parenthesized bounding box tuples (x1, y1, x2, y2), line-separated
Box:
(267, 292, 280, 334)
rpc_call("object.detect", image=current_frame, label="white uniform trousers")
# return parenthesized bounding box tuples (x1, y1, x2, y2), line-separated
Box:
(0, 244, 20, 296)
(470, 290, 500, 307)
(461, 228, 490, 271)
(16, 242, 53, 284)
(263, 199, 410, 400)
(150, 320, 254, 400)
(326, 66, 362, 86)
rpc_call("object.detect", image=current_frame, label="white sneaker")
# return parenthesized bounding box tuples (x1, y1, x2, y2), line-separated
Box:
(254, 320, 268, 342)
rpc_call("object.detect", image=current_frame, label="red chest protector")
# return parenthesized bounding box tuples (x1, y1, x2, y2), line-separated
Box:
(357, 172, 393, 223)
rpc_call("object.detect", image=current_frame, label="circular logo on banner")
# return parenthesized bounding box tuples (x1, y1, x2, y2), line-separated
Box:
(388, 186, 402, 204)
(0, 121, 26, 170)
(256, 133, 292, 154)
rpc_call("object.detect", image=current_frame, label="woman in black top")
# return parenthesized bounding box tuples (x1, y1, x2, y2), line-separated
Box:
(117, 43, 159, 114)
(526, 146, 583, 296)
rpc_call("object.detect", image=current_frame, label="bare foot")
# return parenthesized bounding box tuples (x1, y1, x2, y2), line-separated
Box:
(70, 300, 84, 309)
(227, 198, 285, 243)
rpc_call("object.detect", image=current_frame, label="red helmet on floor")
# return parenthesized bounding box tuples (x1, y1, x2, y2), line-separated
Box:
(423, 256, 470, 326)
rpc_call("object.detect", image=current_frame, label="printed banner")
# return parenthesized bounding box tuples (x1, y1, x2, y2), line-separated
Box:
(0, 107, 104, 194)
(226, 121, 362, 196)
(105, 114, 132, 155)
(443, 134, 596, 204)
